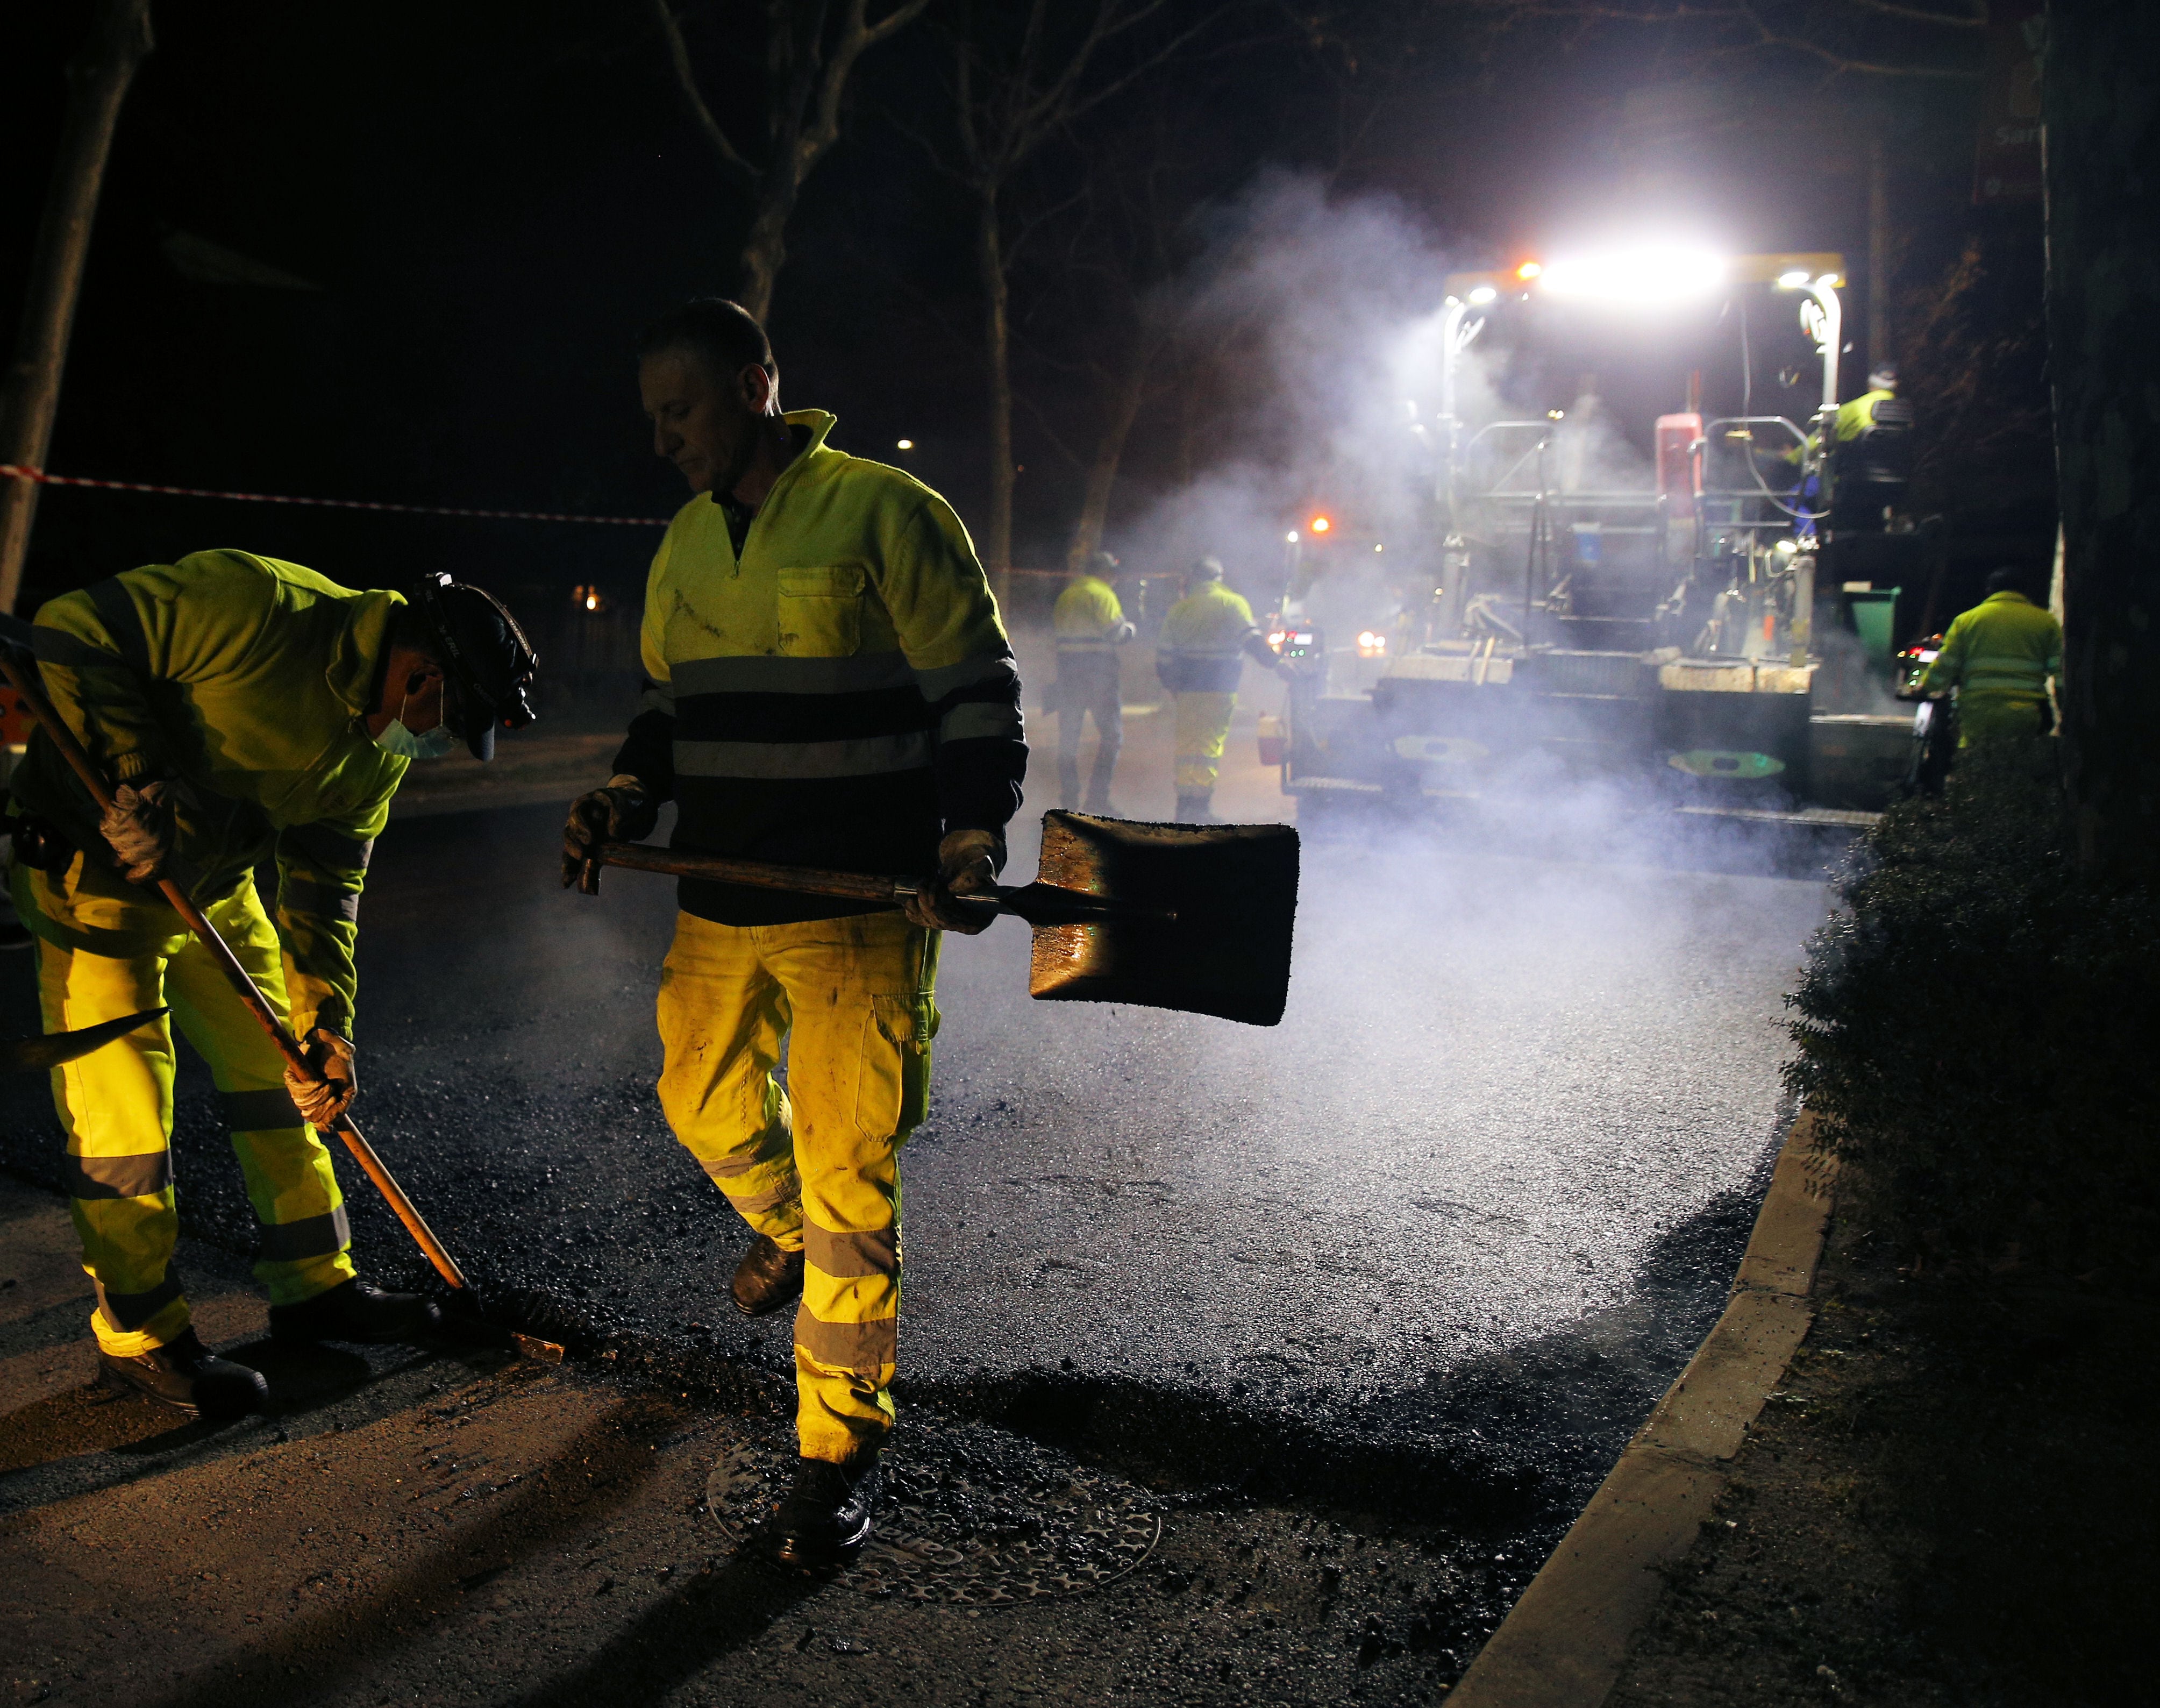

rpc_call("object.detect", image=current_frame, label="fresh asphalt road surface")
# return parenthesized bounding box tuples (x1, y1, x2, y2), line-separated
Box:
(0, 798, 1830, 1518)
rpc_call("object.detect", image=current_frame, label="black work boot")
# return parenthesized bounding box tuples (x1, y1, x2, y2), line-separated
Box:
(269, 1278, 441, 1345)
(731, 1234, 804, 1318)
(762, 1456, 880, 1568)
(97, 1328, 268, 1419)
(1174, 792, 1215, 824)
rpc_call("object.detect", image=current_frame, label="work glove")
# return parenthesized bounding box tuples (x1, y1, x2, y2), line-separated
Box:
(561, 775, 661, 887)
(283, 1029, 358, 1129)
(903, 828, 1004, 935)
(99, 780, 177, 885)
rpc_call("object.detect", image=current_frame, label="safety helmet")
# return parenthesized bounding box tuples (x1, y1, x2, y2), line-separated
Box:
(1191, 556, 1225, 582)
(1868, 363, 1899, 392)
(1086, 550, 1120, 577)
(410, 573, 539, 760)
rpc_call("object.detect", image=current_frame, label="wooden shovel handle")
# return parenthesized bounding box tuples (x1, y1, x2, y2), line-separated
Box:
(593, 839, 903, 904)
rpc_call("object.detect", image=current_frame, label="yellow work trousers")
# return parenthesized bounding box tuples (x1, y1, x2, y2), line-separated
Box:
(15, 864, 354, 1357)
(1173, 690, 1237, 794)
(656, 909, 938, 1465)
(1956, 692, 2048, 748)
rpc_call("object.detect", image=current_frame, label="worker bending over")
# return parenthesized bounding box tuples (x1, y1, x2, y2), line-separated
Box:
(562, 298, 1025, 1568)
(1921, 565, 2062, 747)
(6, 553, 536, 1417)
(1051, 550, 1133, 812)
(1156, 556, 1290, 822)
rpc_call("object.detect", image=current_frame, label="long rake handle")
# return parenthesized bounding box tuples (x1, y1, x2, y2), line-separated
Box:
(0, 652, 469, 1291)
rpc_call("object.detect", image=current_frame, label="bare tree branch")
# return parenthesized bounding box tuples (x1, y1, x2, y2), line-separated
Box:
(1492, 0, 1984, 79)
(650, 0, 758, 187)
(1725, 0, 1983, 77)
(810, 0, 935, 164)
(644, 0, 932, 318)
(1840, 0, 1985, 27)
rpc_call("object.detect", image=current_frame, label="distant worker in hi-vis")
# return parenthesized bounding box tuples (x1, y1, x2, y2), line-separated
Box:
(1155, 557, 1292, 822)
(1921, 565, 2062, 748)
(1051, 550, 1133, 813)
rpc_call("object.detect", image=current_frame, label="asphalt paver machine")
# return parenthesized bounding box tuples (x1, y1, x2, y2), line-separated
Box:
(1279, 247, 1923, 824)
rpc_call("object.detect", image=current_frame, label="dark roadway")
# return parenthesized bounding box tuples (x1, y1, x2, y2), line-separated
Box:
(1, 795, 1829, 1543)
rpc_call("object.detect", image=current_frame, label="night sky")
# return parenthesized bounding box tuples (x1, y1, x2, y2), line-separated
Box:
(3, 2, 2030, 629)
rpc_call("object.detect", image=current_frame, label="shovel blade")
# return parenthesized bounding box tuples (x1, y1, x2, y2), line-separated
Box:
(1025, 813, 1298, 1026)
(0, 1007, 167, 1074)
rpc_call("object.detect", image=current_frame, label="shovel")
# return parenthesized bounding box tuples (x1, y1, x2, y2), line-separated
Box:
(0, 1008, 168, 1074)
(580, 810, 1300, 1027)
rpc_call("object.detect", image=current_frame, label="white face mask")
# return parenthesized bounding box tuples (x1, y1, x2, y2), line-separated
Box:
(373, 682, 458, 760)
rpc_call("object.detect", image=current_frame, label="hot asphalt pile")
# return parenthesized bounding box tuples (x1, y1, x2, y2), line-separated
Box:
(1603, 746, 2159, 1705)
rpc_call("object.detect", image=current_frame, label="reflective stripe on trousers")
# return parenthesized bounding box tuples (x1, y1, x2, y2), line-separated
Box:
(19, 869, 355, 1357)
(655, 909, 938, 1464)
(1173, 690, 1237, 794)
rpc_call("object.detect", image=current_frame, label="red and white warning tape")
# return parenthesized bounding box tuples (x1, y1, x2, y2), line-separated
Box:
(0, 463, 1089, 575)
(0, 462, 671, 528)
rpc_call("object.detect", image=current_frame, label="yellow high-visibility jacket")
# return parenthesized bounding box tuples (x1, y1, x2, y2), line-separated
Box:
(1158, 582, 1260, 693)
(1921, 589, 2061, 710)
(618, 409, 1026, 926)
(10, 551, 408, 1038)
(1053, 575, 1131, 654)
(1780, 388, 1897, 464)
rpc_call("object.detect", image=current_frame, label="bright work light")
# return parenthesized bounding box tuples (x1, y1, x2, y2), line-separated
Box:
(1309, 515, 1331, 533)
(896, 438, 914, 450)
(1776, 270, 1810, 289)
(1467, 285, 1498, 305)
(1538, 245, 1726, 304)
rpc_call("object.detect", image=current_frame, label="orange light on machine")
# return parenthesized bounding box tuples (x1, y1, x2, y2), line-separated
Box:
(1356, 630, 1387, 658)
(1309, 515, 1331, 534)
(572, 584, 606, 614)
(1516, 261, 1543, 281)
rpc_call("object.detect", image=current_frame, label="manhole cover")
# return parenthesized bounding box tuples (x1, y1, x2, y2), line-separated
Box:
(706, 1413, 1161, 1604)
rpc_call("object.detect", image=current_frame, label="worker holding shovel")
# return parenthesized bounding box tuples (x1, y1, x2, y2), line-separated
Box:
(562, 297, 1026, 1569)
(4, 552, 537, 1419)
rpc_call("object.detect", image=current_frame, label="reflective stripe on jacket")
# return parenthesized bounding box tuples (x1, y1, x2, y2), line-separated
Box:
(1053, 575, 1130, 653)
(618, 410, 1026, 926)
(10, 551, 406, 1038)
(1921, 590, 2062, 705)
(1158, 583, 1259, 694)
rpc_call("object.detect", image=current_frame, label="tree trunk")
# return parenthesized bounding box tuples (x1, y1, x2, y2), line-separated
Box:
(1066, 346, 1149, 570)
(976, 196, 1014, 587)
(735, 190, 793, 325)
(2045, 0, 2160, 879)
(0, 0, 154, 614)
(1867, 123, 1893, 379)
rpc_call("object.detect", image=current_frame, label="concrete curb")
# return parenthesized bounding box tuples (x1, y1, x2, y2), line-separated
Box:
(1449, 1112, 1838, 1707)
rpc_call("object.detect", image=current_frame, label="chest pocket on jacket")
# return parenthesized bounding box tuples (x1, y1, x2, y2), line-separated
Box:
(776, 565, 865, 657)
